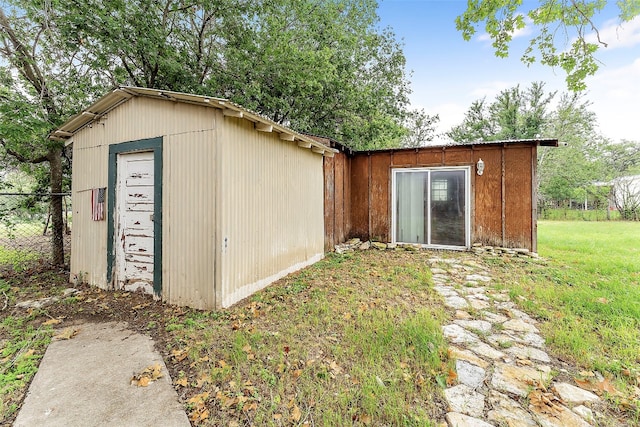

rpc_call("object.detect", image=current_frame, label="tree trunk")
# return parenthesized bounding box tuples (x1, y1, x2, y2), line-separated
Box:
(48, 145, 65, 266)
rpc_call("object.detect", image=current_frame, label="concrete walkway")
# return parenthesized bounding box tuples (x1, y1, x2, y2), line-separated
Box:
(14, 322, 190, 427)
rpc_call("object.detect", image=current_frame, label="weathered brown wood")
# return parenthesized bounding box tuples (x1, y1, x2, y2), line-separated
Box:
(417, 150, 443, 165)
(334, 153, 346, 245)
(472, 148, 502, 246)
(391, 150, 417, 165)
(505, 146, 533, 249)
(444, 148, 472, 164)
(323, 155, 336, 251)
(349, 155, 369, 240)
(370, 153, 391, 241)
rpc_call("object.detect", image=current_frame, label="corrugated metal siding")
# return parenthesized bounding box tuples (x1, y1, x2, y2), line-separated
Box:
(70, 96, 216, 295)
(163, 130, 217, 309)
(70, 143, 109, 287)
(218, 112, 324, 308)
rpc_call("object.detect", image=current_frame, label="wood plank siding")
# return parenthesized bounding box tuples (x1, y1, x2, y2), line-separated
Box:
(323, 141, 552, 252)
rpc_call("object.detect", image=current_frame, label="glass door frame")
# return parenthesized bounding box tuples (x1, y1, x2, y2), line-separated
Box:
(391, 166, 471, 250)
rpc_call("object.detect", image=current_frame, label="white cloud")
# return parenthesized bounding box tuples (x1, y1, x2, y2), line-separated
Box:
(586, 57, 640, 142)
(477, 15, 533, 43)
(585, 16, 640, 49)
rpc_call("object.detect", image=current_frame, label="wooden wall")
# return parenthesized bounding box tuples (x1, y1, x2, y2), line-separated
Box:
(324, 143, 539, 251)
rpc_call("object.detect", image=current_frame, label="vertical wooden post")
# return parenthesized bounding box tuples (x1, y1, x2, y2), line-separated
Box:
(501, 145, 506, 247)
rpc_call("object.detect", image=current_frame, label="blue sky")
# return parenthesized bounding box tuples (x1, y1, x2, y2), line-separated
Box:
(376, 0, 640, 143)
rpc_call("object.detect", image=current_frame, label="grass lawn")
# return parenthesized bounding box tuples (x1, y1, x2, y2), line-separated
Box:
(490, 221, 640, 396)
(1, 220, 639, 425)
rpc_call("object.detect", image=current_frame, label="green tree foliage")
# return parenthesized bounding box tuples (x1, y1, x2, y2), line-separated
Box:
(52, 0, 411, 150)
(0, 3, 105, 264)
(447, 82, 622, 207)
(456, 1, 640, 91)
(447, 82, 555, 142)
(399, 109, 439, 148)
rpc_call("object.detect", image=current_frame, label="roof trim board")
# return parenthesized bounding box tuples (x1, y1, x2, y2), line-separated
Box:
(50, 86, 338, 157)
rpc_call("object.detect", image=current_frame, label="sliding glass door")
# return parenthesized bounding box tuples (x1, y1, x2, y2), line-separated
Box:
(392, 167, 470, 248)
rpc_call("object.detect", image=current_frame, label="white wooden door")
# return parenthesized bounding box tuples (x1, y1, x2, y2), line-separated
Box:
(115, 151, 155, 294)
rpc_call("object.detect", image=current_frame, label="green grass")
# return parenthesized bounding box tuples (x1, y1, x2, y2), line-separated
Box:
(166, 251, 449, 426)
(493, 221, 640, 377)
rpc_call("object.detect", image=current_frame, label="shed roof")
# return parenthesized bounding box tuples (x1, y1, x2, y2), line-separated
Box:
(356, 138, 558, 155)
(49, 87, 337, 157)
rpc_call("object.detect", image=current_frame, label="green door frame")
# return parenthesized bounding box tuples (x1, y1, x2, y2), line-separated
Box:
(107, 137, 163, 296)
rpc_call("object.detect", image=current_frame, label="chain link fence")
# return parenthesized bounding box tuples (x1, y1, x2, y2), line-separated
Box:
(0, 192, 71, 271)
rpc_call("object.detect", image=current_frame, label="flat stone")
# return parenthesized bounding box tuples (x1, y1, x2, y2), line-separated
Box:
(16, 296, 59, 309)
(572, 405, 595, 424)
(459, 287, 486, 295)
(531, 403, 591, 427)
(444, 296, 470, 310)
(520, 332, 546, 348)
(488, 292, 510, 302)
(371, 242, 387, 250)
(503, 318, 539, 333)
(468, 341, 505, 360)
(455, 310, 472, 320)
(448, 347, 490, 369)
(487, 390, 538, 427)
(554, 382, 601, 405)
(456, 360, 486, 388)
(468, 298, 490, 310)
(467, 293, 490, 301)
(465, 274, 491, 282)
(491, 363, 552, 397)
(63, 288, 80, 297)
(442, 324, 479, 345)
(445, 412, 493, 427)
(496, 301, 516, 310)
(430, 268, 448, 275)
(508, 308, 538, 324)
(443, 384, 485, 417)
(358, 241, 371, 250)
(505, 345, 551, 363)
(480, 311, 508, 323)
(434, 286, 458, 297)
(454, 319, 492, 334)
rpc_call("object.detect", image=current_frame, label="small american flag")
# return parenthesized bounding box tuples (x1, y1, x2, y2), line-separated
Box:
(91, 187, 106, 221)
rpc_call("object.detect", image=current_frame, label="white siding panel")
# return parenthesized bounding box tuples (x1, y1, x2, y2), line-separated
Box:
(218, 112, 325, 307)
(163, 130, 217, 309)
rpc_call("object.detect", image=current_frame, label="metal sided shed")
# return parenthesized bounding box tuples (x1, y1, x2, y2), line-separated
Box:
(322, 139, 558, 252)
(51, 87, 336, 310)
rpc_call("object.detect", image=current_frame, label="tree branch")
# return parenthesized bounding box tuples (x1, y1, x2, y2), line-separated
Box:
(0, 139, 49, 164)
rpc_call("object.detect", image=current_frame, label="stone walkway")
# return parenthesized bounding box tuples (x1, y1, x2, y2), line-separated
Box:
(428, 256, 603, 427)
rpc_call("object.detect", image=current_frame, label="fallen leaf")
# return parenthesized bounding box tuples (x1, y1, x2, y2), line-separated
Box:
(291, 405, 302, 422)
(53, 328, 79, 340)
(131, 362, 163, 387)
(42, 318, 62, 326)
(596, 378, 622, 396)
(446, 368, 457, 386)
(292, 369, 302, 379)
(171, 348, 189, 362)
(343, 312, 352, 320)
(359, 414, 372, 425)
(273, 413, 282, 420)
(175, 377, 188, 387)
(596, 297, 609, 304)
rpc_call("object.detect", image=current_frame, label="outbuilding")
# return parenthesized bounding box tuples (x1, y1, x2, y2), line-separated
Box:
(51, 87, 336, 309)
(320, 137, 558, 253)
